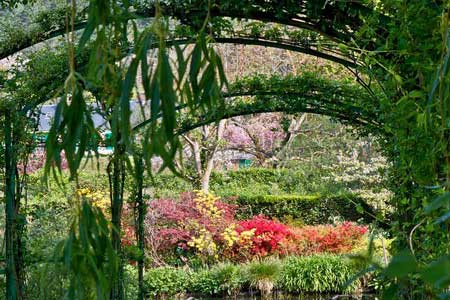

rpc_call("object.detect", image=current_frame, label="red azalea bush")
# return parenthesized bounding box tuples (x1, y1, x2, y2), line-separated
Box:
(292, 222, 368, 255)
(236, 215, 297, 257)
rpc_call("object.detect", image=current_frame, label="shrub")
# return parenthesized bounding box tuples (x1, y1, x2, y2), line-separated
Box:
(210, 167, 343, 197)
(125, 191, 237, 264)
(146, 174, 193, 198)
(292, 222, 368, 255)
(188, 269, 222, 296)
(143, 256, 366, 297)
(233, 194, 376, 224)
(143, 267, 188, 297)
(280, 255, 360, 293)
(188, 263, 245, 296)
(123, 265, 139, 300)
(245, 260, 281, 297)
(236, 215, 296, 257)
(18, 150, 68, 174)
(22, 263, 67, 300)
(149, 167, 343, 198)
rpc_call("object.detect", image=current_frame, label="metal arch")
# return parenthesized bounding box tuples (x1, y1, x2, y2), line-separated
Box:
(133, 89, 384, 136)
(1, 1, 387, 60)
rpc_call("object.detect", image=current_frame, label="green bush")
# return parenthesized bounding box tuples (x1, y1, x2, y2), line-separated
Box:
(209, 263, 246, 296)
(143, 256, 365, 296)
(233, 194, 376, 224)
(143, 267, 188, 297)
(146, 173, 193, 198)
(23, 263, 67, 300)
(245, 260, 281, 296)
(188, 269, 222, 296)
(188, 264, 245, 296)
(280, 255, 360, 293)
(123, 265, 139, 300)
(146, 167, 345, 199)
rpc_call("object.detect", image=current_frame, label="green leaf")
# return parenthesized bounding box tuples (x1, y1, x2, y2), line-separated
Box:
(435, 210, 450, 224)
(421, 256, 450, 289)
(382, 283, 399, 300)
(78, 18, 96, 50)
(384, 251, 417, 278)
(425, 192, 450, 213)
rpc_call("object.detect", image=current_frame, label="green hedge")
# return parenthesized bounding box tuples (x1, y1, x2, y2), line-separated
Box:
(210, 167, 340, 197)
(142, 255, 362, 297)
(232, 194, 376, 224)
(146, 167, 346, 198)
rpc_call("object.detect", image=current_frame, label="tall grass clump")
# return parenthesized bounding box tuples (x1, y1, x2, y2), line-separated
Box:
(280, 255, 360, 293)
(245, 260, 281, 297)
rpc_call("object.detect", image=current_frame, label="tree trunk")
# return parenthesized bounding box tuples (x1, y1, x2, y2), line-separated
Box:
(201, 164, 213, 193)
(134, 156, 145, 300)
(4, 113, 21, 300)
(200, 120, 226, 193)
(109, 151, 125, 300)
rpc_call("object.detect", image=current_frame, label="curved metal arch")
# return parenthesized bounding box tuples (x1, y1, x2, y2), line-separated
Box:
(133, 73, 384, 135)
(1, 20, 356, 67)
(143, 1, 388, 43)
(14, 33, 361, 115)
(1, 3, 382, 131)
(174, 93, 383, 138)
(1, 1, 387, 60)
(200, 37, 357, 68)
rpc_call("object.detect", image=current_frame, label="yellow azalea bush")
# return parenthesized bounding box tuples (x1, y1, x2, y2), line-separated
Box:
(193, 190, 223, 220)
(76, 187, 110, 212)
(187, 228, 219, 260)
(222, 224, 239, 247)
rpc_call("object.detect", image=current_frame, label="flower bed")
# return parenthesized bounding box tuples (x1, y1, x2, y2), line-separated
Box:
(122, 192, 368, 265)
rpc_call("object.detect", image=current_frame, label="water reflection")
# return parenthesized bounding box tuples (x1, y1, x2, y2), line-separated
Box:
(189, 293, 377, 300)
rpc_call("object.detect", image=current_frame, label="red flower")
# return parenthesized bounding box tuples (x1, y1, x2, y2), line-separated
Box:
(236, 215, 295, 257)
(292, 222, 368, 255)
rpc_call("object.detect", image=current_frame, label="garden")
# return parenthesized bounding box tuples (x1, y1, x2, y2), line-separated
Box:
(1, 1, 450, 300)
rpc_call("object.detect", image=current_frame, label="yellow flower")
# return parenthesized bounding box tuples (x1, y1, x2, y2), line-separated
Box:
(193, 191, 224, 220)
(188, 228, 217, 257)
(221, 224, 239, 248)
(76, 187, 110, 211)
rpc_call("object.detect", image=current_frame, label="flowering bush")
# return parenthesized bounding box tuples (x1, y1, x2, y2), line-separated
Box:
(292, 222, 368, 255)
(123, 192, 368, 265)
(142, 191, 237, 263)
(236, 215, 296, 257)
(18, 150, 68, 174)
(76, 187, 110, 211)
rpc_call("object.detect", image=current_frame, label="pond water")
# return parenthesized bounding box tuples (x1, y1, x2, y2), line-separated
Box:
(191, 293, 377, 300)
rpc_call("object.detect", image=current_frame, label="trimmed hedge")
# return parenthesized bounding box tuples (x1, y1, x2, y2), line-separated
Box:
(232, 194, 376, 225)
(147, 167, 346, 198)
(210, 167, 337, 196)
